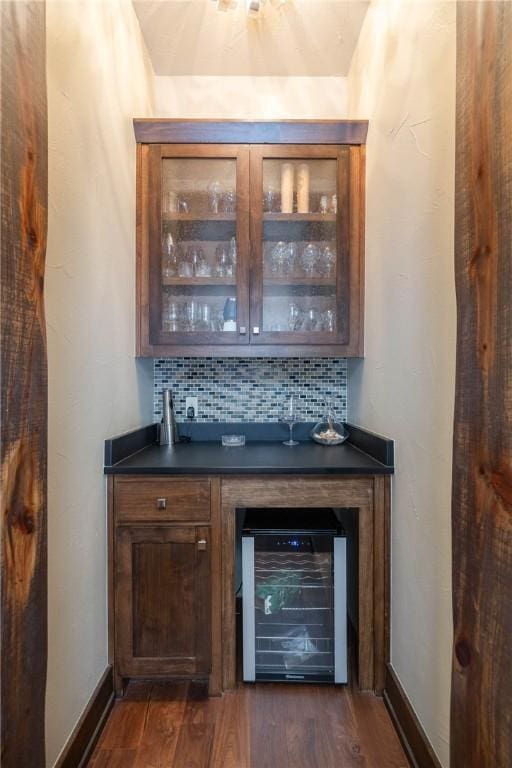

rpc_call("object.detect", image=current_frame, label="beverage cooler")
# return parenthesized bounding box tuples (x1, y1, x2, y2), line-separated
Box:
(242, 509, 347, 684)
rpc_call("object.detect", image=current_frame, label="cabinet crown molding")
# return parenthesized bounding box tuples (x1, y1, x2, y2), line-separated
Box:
(133, 119, 369, 145)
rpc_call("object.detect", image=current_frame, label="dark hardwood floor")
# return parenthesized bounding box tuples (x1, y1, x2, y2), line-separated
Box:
(88, 679, 409, 767)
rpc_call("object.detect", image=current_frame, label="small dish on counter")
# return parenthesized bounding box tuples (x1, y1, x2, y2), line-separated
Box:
(222, 434, 246, 447)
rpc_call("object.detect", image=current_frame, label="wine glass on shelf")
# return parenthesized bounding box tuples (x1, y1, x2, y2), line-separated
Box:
(287, 302, 302, 331)
(280, 395, 301, 446)
(300, 243, 319, 276)
(207, 181, 222, 214)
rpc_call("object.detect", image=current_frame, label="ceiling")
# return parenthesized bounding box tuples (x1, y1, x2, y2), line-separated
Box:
(133, 1, 369, 77)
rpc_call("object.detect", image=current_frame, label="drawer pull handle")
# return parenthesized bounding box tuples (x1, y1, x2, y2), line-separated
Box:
(156, 498, 167, 509)
(197, 539, 207, 551)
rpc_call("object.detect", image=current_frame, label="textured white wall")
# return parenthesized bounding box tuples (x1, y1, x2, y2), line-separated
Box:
(347, 2, 456, 766)
(134, 0, 368, 77)
(45, 2, 154, 764)
(154, 75, 348, 119)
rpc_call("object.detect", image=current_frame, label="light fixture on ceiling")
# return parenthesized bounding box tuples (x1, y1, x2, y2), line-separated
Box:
(248, 0, 263, 15)
(211, 0, 290, 16)
(248, 0, 291, 13)
(213, 0, 238, 11)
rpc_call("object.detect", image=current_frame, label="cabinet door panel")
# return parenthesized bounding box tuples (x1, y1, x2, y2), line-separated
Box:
(147, 144, 250, 347)
(116, 525, 211, 677)
(249, 145, 351, 346)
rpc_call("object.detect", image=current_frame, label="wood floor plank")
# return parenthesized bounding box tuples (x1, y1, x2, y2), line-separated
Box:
(210, 688, 249, 768)
(88, 679, 409, 768)
(182, 680, 221, 725)
(133, 681, 188, 768)
(172, 722, 215, 768)
(165, 681, 216, 767)
(350, 689, 409, 768)
(316, 713, 368, 767)
(88, 748, 138, 767)
(248, 684, 290, 768)
(97, 682, 152, 750)
(311, 685, 368, 766)
(285, 719, 321, 768)
(251, 720, 289, 768)
(267, 683, 318, 722)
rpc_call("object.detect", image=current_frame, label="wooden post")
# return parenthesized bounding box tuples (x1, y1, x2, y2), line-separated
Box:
(452, 3, 512, 766)
(1, 3, 48, 765)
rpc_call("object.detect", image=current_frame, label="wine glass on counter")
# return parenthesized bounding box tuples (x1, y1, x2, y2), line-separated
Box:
(280, 395, 301, 446)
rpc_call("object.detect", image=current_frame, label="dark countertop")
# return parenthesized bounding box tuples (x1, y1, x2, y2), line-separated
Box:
(104, 422, 394, 476)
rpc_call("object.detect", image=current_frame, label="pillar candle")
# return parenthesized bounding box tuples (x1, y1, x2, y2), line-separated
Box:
(297, 163, 310, 213)
(280, 163, 294, 214)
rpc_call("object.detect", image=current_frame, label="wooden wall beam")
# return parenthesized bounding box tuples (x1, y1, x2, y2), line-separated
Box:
(1, 3, 48, 765)
(452, 3, 512, 766)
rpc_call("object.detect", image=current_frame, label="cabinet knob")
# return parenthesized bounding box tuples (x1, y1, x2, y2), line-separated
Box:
(156, 498, 167, 509)
(239, 326, 246, 335)
(197, 539, 207, 551)
(253, 326, 260, 335)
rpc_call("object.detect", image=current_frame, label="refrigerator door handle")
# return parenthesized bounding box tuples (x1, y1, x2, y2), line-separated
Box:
(242, 535, 256, 682)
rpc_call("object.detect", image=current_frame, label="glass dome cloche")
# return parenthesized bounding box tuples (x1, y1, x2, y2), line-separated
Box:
(310, 406, 348, 446)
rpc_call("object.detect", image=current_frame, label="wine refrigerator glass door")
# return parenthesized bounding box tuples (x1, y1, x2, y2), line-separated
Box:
(242, 532, 347, 683)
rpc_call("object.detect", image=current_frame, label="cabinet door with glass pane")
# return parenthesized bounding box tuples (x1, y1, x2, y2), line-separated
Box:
(142, 144, 249, 350)
(249, 145, 359, 351)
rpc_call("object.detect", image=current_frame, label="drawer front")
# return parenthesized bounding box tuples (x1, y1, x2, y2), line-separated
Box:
(115, 478, 210, 522)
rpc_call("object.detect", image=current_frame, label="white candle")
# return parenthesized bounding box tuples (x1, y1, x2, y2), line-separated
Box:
(280, 163, 294, 214)
(297, 163, 310, 213)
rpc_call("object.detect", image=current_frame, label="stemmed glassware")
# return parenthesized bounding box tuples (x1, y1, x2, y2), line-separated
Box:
(303, 307, 320, 331)
(162, 232, 179, 278)
(287, 302, 302, 331)
(320, 244, 336, 277)
(207, 181, 222, 214)
(215, 245, 231, 277)
(222, 189, 236, 213)
(263, 186, 278, 213)
(300, 244, 319, 276)
(280, 395, 301, 446)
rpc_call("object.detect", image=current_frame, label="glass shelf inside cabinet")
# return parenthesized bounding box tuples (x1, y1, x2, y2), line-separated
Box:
(163, 213, 236, 223)
(261, 157, 338, 334)
(160, 157, 238, 334)
(263, 213, 336, 222)
(162, 276, 237, 286)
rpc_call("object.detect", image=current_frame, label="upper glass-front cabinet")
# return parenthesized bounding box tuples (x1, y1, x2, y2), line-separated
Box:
(135, 122, 367, 357)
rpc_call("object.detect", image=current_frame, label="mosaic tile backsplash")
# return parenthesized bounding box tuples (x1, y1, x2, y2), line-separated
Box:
(154, 358, 347, 423)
